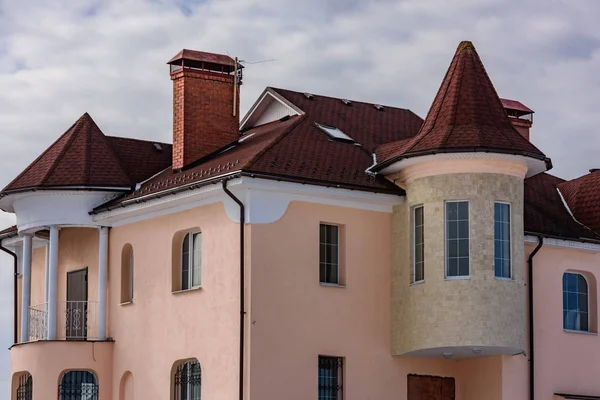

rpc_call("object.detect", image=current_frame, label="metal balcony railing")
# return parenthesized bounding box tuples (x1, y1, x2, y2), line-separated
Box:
(28, 303, 48, 341)
(27, 301, 99, 341)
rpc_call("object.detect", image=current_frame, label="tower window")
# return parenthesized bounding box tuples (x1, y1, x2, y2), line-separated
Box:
(445, 201, 469, 278)
(412, 205, 424, 283)
(494, 203, 511, 279)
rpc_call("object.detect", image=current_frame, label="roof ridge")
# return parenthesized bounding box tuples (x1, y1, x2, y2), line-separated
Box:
(270, 87, 412, 112)
(41, 114, 88, 185)
(106, 135, 172, 146)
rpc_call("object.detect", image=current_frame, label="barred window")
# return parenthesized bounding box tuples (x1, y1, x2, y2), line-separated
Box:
(174, 360, 201, 400)
(16, 372, 32, 400)
(182, 232, 202, 290)
(59, 371, 98, 400)
(318, 356, 343, 400)
(319, 224, 339, 284)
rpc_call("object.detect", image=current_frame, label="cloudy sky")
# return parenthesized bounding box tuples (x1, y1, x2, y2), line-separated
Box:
(0, 0, 599, 393)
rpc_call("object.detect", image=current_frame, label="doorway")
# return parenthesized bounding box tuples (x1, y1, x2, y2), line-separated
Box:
(408, 374, 455, 400)
(66, 268, 88, 339)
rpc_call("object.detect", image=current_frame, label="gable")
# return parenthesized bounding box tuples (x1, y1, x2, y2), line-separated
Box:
(240, 88, 302, 131)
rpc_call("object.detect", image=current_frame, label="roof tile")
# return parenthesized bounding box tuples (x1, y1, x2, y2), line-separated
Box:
(557, 170, 600, 234)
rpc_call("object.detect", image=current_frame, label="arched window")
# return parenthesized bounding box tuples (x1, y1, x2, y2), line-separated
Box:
(15, 372, 32, 400)
(173, 360, 201, 400)
(59, 371, 98, 400)
(563, 272, 589, 331)
(121, 244, 134, 303)
(181, 232, 202, 290)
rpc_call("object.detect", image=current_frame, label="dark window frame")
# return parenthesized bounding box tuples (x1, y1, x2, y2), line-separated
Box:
(319, 224, 340, 285)
(318, 356, 343, 400)
(174, 360, 202, 400)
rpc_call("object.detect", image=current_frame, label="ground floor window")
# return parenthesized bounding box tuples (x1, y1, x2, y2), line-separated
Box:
(174, 359, 201, 400)
(16, 372, 32, 400)
(318, 356, 343, 399)
(59, 371, 98, 400)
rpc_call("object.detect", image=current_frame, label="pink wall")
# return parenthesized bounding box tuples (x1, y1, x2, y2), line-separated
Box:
(528, 243, 600, 398)
(107, 202, 241, 400)
(10, 341, 113, 400)
(248, 200, 515, 399)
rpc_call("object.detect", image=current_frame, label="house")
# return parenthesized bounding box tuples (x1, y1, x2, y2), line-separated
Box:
(1, 40, 600, 400)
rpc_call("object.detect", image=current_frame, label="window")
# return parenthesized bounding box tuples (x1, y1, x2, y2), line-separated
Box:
(59, 371, 98, 400)
(412, 206, 424, 283)
(121, 244, 134, 303)
(318, 356, 343, 400)
(563, 272, 589, 331)
(182, 232, 202, 290)
(494, 203, 511, 278)
(320, 224, 339, 284)
(445, 201, 469, 277)
(315, 122, 355, 143)
(16, 372, 32, 400)
(173, 360, 201, 400)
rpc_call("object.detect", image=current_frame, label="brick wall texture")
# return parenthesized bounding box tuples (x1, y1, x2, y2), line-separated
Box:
(171, 68, 240, 169)
(391, 172, 526, 355)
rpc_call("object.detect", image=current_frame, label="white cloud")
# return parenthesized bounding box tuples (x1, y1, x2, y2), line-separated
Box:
(0, 0, 599, 388)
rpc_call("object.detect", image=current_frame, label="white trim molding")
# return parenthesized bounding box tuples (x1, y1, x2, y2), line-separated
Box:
(524, 235, 600, 252)
(240, 88, 303, 131)
(93, 177, 404, 226)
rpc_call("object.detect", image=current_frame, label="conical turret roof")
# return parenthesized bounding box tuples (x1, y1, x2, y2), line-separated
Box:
(375, 41, 551, 172)
(2, 113, 132, 193)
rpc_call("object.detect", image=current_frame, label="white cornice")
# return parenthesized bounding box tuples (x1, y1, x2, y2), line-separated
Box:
(378, 152, 547, 178)
(524, 235, 600, 252)
(92, 177, 404, 226)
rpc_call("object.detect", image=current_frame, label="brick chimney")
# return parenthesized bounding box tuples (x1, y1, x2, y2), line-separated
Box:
(168, 49, 242, 170)
(500, 98, 534, 141)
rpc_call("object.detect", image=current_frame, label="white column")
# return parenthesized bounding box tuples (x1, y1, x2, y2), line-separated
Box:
(98, 227, 109, 340)
(44, 244, 49, 304)
(20, 234, 33, 343)
(47, 226, 60, 340)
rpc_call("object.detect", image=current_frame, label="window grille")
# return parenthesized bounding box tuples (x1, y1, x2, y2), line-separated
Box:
(16, 373, 32, 400)
(174, 360, 201, 400)
(58, 371, 98, 400)
(318, 356, 343, 400)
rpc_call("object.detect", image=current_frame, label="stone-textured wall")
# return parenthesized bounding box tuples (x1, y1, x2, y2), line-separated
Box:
(391, 173, 525, 355)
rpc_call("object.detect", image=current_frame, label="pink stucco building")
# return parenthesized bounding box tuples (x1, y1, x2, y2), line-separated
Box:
(1, 41, 599, 400)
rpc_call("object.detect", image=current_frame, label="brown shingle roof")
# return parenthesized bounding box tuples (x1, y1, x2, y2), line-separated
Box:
(557, 170, 600, 234)
(0, 225, 17, 238)
(1, 114, 172, 195)
(2, 113, 131, 193)
(524, 173, 599, 240)
(95, 89, 423, 210)
(374, 41, 551, 172)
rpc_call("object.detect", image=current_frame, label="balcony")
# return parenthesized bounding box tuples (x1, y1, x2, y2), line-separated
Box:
(28, 301, 99, 341)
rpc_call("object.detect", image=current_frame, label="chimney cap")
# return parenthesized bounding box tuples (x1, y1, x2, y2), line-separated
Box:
(167, 49, 242, 73)
(500, 98, 534, 115)
(590, 168, 600, 173)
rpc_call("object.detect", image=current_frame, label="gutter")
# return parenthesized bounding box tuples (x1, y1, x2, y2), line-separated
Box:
(222, 180, 245, 400)
(528, 235, 544, 400)
(0, 241, 18, 344)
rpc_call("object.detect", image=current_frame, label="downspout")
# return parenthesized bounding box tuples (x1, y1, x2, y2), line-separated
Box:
(222, 180, 245, 400)
(528, 235, 544, 400)
(0, 241, 18, 344)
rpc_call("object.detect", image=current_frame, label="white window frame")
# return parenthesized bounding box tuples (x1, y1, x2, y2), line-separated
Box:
(412, 205, 425, 284)
(444, 200, 470, 279)
(319, 223, 340, 285)
(494, 201, 512, 280)
(563, 272, 590, 333)
(182, 231, 202, 290)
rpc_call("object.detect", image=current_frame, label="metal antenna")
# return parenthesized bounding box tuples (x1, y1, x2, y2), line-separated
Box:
(239, 58, 276, 65)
